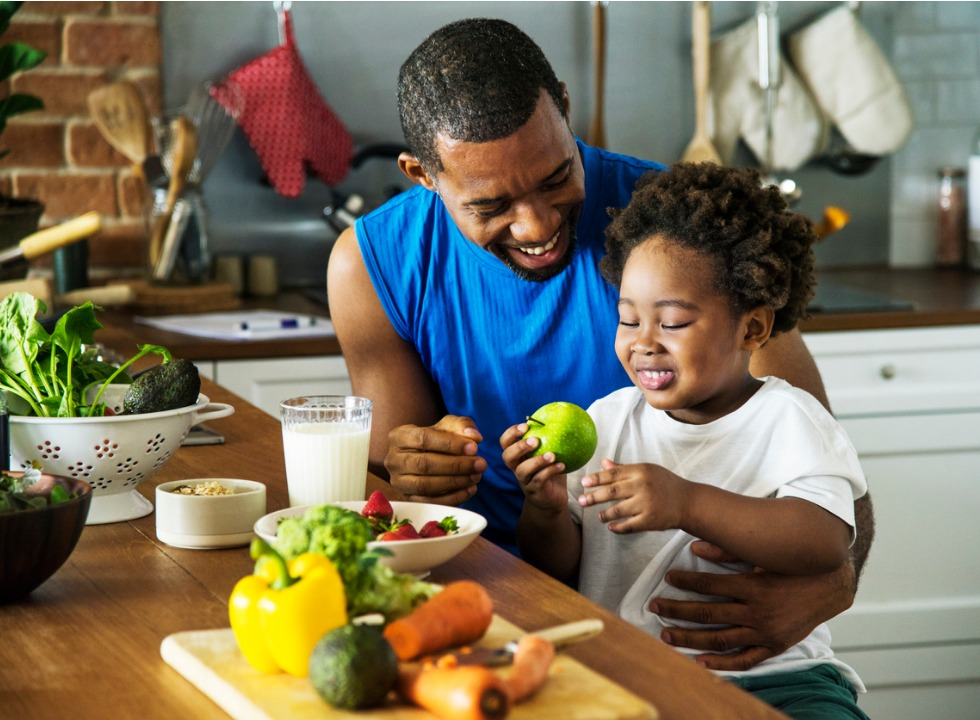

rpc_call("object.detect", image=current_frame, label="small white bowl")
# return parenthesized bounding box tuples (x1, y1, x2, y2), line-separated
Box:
(254, 501, 487, 576)
(156, 479, 266, 550)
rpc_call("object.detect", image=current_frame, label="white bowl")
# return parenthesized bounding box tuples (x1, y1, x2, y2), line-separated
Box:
(8, 385, 234, 525)
(155, 479, 267, 550)
(254, 501, 487, 576)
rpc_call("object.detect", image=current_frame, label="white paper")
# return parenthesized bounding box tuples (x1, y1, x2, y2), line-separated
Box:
(136, 310, 335, 341)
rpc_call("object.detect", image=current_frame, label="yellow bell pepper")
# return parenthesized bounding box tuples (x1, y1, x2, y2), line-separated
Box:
(229, 537, 348, 677)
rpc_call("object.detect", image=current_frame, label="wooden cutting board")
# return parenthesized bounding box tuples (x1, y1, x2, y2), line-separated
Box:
(161, 615, 658, 720)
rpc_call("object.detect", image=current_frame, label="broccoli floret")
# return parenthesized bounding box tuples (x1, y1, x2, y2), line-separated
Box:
(271, 504, 436, 619)
(349, 561, 438, 620)
(273, 505, 374, 587)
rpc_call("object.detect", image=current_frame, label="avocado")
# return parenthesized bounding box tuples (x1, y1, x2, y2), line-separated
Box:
(122, 359, 201, 414)
(309, 624, 398, 710)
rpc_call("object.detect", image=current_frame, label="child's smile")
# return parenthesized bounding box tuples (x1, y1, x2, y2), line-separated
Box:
(615, 235, 768, 425)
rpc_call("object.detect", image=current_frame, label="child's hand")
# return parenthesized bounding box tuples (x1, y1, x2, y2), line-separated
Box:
(578, 458, 691, 533)
(500, 422, 568, 512)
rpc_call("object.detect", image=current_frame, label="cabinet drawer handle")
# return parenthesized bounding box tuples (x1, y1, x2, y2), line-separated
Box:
(879, 363, 896, 380)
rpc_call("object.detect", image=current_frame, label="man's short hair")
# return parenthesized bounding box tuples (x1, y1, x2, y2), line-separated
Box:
(398, 18, 566, 174)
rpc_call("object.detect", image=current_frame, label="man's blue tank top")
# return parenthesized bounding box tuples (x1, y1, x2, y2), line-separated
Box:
(355, 140, 665, 551)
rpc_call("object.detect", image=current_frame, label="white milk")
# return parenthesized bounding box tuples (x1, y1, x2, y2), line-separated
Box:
(282, 421, 370, 506)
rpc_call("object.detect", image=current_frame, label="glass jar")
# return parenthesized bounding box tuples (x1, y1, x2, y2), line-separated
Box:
(937, 166, 966, 267)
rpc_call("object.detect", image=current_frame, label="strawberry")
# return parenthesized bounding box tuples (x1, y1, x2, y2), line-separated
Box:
(361, 490, 394, 534)
(379, 523, 420, 542)
(419, 516, 459, 538)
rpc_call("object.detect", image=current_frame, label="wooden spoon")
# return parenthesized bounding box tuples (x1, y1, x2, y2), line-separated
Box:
(148, 116, 197, 271)
(87, 81, 153, 173)
(587, 1, 607, 149)
(680, 2, 722, 164)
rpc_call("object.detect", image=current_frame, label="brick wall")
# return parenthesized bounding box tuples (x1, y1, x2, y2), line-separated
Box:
(3, 1, 162, 274)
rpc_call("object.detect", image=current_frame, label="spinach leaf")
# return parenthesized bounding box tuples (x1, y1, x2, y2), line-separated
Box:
(0, 292, 172, 417)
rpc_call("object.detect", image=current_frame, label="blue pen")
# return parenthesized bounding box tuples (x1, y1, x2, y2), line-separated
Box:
(238, 317, 318, 332)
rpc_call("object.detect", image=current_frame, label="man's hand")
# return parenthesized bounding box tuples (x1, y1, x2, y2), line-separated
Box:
(384, 415, 487, 505)
(650, 541, 856, 671)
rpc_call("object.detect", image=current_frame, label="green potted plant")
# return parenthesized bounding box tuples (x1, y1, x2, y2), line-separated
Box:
(0, 0, 47, 280)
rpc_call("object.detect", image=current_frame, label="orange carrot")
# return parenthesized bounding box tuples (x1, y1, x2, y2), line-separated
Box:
(503, 635, 556, 703)
(383, 580, 494, 661)
(397, 665, 510, 720)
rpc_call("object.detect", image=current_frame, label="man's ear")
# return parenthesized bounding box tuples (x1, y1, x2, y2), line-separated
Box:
(398, 152, 437, 192)
(742, 306, 775, 351)
(559, 81, 571, 122)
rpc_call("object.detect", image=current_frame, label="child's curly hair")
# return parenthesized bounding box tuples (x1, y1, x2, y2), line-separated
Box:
(599, 162, 815, 336)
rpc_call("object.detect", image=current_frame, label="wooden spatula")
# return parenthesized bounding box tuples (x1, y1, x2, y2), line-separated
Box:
(87, 81, 152, 170)
(148, 115, 197, 273)
(680, 2, 722, 164)
(587, 0, 607, 149)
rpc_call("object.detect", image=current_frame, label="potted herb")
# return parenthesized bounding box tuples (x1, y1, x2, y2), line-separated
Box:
(0, 0, 47, 280)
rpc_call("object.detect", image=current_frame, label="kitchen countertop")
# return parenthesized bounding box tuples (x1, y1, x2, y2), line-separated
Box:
(0, 378, 786, 720)
(90, 267, 980, 363)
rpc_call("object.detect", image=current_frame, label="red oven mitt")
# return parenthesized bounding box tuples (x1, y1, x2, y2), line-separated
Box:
(216, 8, 352, 197)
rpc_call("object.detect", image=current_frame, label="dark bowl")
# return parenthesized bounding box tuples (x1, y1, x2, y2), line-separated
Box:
(0, 473, 92, 603)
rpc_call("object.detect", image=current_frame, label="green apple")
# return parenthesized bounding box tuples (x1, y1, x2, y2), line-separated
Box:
(522, 401, 598, 473)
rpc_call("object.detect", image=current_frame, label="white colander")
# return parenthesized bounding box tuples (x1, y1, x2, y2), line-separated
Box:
(8, 386, 234, 525)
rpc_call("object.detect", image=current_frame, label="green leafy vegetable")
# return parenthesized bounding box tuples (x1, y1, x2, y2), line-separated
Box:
(0, 291, 171, 417)
(273, 504, 437, 620)
(0, 467, 76, 513)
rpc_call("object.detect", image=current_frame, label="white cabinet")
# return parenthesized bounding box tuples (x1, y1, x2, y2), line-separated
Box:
(804, 325, 980, 720)
(210, 355, 352, 417)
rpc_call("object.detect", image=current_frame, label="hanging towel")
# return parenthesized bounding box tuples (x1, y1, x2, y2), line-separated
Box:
(788, 4, 913, 156)
(709, 17, 826, 172)
(216, 8, 352, 198)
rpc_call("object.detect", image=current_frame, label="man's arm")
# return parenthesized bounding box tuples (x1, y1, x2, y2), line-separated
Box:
(326, 227, 445, 478)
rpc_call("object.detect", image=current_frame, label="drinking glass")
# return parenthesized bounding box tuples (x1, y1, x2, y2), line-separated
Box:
(279, 396, 372, 506)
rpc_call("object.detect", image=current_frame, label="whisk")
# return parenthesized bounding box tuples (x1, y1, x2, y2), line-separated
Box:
(186, 78, 244, 183)
(151, 78, 245, 283)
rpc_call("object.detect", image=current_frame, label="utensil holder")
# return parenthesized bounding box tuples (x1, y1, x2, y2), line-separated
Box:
(145, 184, 211, 285)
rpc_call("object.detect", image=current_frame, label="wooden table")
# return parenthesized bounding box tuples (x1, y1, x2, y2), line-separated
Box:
(0, 380, 784, 720)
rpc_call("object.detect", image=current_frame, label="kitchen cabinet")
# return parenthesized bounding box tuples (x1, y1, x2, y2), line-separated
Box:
(803, 325, 980, 720)
(206, 355, 352, 417)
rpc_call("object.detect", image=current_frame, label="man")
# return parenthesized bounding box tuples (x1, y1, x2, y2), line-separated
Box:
(327, 17, 873, 672)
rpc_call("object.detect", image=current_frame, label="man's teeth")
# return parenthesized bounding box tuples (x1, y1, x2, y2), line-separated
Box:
(518, 235, 558, 256)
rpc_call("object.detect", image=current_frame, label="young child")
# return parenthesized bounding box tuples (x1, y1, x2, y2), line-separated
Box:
(501, 162, 869, 719)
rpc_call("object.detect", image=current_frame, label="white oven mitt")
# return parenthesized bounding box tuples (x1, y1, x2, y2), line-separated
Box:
(788, 4, 913, 156)
(709, 17, 826, 172)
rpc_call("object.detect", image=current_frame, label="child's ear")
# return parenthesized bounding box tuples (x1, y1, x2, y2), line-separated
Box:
(742, 306, 775, 351)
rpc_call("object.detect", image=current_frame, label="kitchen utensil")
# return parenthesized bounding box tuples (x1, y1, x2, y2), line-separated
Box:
(812, 205, 851, 240)
(9, 386, 234, 525)
(86, 81, 163, 185)
(449, 619, 604, 667)
(822, 130, 879, 175)
(174, 78, 245, 283)
(185, 78, 244, 184)
(0, 211, 101, 271)
(587, 0, 607, 149)
(148, 115, 197, 275)
(680, 2, 721, 164)
(255, 501, 487, 577)
(756, 1, 802, 204)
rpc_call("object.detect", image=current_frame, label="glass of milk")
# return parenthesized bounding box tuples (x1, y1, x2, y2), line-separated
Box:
(279, 396, 373, 506)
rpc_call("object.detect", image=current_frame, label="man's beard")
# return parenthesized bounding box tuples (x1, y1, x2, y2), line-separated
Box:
(495, 220, 579, 283)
